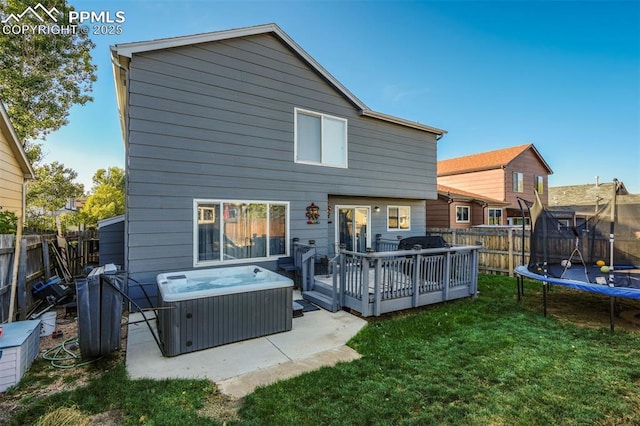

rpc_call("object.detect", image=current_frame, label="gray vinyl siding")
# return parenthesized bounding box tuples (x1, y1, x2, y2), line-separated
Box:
(125, 33, 438, 286)
(99, 220, 125, 267)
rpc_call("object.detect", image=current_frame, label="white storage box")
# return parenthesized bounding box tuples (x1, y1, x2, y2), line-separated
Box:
(0, 320, 41, 392)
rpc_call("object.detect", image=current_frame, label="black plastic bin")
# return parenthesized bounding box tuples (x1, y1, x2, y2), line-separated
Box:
(32, 277, 71, 303)
(76, 264, 127, 360)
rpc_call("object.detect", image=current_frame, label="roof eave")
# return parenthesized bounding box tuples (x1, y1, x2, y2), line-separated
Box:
(114, 23, 281, 58)
(361, 110, 447, 136)
(0, 103, 35, 179)
(110, 47, 128, 146)
(438, 165, 500, 177)
(520, 144, 554, 175)
(439, 192, 508, 206)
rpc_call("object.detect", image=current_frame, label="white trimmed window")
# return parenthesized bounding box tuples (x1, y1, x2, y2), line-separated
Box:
(387, 206, 411, 231)
(456, 206, 470, 223)
(488, 208, 502, 225)
(513, 172, 524, 193)
(295, 108, 347, 168)
(194, 200, 289, 266)
(535, 175, 544, 194)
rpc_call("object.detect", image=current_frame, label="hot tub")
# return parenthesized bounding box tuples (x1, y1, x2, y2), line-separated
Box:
(156, 265, 293, 356)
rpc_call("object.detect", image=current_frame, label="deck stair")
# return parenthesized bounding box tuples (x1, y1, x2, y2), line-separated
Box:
(302, 275, 339, 312)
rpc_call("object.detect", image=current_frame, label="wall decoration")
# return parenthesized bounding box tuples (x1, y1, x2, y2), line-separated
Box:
(306, 202, 320, 224)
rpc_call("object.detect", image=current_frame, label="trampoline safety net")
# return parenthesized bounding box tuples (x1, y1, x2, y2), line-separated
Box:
(525, 180, 640, 284)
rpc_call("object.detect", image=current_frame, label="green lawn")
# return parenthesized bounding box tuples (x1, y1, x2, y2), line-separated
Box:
(6, 275, 640, 425)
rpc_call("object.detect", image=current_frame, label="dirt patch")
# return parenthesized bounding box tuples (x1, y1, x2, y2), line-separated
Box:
(198, 392, 242, 423)
(521, 285, 640, 331)
(0, 306, 127, 424)
(0, 306, 241, 425)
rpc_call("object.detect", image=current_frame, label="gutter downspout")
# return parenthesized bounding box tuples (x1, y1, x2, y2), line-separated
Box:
(110, 50, 130, 275)
(22, 181, 27, 227)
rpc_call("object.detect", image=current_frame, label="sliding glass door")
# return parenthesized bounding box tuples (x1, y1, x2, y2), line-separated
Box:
(336, 206, 370, 252)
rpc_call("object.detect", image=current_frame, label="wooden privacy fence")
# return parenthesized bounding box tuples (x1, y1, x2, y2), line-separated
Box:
(0, 231, 99, 322)
(428, 228, 530, 276)
(0, 234, 54, 322)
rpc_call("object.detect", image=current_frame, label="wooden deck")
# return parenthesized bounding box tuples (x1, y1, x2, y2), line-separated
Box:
(297, 243, 481, 317)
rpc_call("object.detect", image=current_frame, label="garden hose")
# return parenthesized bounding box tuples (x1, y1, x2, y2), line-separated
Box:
(41, 336, 100, 369)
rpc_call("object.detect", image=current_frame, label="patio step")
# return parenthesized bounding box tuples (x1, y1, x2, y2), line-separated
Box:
(302, 290, 338, 313)
(312, 279, 335, 298)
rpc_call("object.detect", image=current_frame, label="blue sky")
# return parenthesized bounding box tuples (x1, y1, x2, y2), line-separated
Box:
(42, 0, 640, 193)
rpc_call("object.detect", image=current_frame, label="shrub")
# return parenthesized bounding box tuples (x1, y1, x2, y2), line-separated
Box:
(0, 210, 18, 234)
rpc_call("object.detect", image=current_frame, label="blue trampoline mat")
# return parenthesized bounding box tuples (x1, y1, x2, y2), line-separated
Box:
(515, 265, 640, 300)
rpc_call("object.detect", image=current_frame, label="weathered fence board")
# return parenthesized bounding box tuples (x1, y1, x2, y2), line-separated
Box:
(0, 231, 99, 322)
(428, 228, 530, 276)
(0, 235, 15, 323)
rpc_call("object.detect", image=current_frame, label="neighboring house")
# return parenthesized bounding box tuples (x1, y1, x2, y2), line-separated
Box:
(0, 102, 35, 226)
(110, 23, 446, 299)
(426, 184, 509, 228)
(437, 144, 553, 225)
(27, 197, 86, 232)
(549, 178, 637, 227)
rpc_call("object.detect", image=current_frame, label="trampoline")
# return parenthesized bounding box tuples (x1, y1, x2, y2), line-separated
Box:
(514, 180, 640, 330)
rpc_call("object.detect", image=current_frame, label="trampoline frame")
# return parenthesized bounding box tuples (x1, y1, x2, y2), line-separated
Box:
(515, 265, 640, 331)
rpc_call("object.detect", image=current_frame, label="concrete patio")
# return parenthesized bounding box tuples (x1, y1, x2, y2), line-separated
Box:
(125, 292, 367, 398)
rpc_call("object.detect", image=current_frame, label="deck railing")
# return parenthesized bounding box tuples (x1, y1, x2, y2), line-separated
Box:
(337, 245, 481, 317)
(292, 241, 316, 291)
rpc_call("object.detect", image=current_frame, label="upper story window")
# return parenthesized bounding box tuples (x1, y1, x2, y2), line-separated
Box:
(295, 108, 347, 168)
(513, 172, 524, 193)
(456, 205, 470, 223)
(534, 175, 544, 194)
(194, 200, 289, 266)
(387, 206, 411, 231)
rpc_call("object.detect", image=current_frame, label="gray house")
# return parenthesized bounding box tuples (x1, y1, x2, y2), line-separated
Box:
(111, 23, 446, 301)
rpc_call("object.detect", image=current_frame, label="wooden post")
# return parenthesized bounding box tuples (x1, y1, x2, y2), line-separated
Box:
(8, 218, 23, 323)
(78, 233, 84, 275)
(373, 257, 381, 317)
(470, 247, 479, 298)
(362, 256, 369, 316)
(17, 238, 28, 320)
(508, 227, 514, 277)
(339, 246, 346, 308)
(42, 237, 51, 281)
(412, 251, 421, 308)
(55, 216, 68, 267)
(443, 250, 451, 301)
